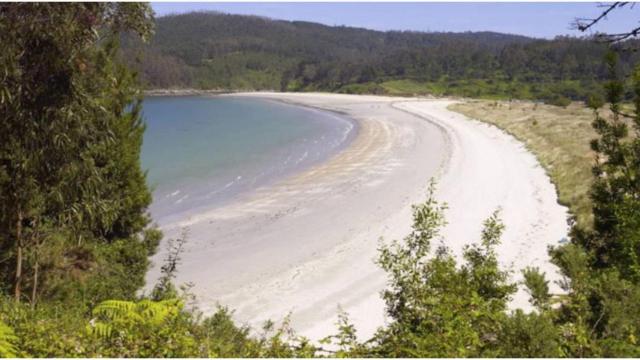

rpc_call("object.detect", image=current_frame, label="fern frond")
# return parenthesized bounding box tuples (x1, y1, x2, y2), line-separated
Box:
(93, 300, 137, 320)
(90, 298, 185, 339)
(87, 322, 114, 339)
(138, 299, 182, 324)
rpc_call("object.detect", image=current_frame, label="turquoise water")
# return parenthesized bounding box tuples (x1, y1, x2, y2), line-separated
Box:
(141, 96, 356, 222)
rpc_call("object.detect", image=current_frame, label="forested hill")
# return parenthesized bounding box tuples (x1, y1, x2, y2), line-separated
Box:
(124, 11, 640, 102)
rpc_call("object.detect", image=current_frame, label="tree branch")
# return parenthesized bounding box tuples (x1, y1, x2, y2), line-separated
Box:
(594, 25, 640, 43)
(574, 2, 629, 32)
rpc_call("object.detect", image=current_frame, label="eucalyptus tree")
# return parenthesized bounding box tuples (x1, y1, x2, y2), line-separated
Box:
(0, 3, 154, 304)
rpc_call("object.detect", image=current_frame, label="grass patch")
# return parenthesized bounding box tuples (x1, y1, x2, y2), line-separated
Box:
(379, 78, 599, 104)
(380, 79, 445, 96)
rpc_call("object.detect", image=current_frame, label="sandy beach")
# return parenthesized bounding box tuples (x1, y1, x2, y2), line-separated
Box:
(145, 92, 569, 341)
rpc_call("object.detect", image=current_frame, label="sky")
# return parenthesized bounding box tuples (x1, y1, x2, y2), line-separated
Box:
(150, 2, 639, 39)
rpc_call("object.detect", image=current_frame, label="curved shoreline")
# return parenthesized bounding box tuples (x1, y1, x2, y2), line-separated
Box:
(394, 100, 569, 307)
(146, 96, 359, 229)
(145, 92, 569, 342)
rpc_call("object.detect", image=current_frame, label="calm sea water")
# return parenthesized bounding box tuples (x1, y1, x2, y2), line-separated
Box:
(141, 96, 356, 223)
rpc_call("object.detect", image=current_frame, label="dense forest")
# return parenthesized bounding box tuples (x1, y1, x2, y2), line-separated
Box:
(123, 11, 640, 105)
(2, 2, 640, 357)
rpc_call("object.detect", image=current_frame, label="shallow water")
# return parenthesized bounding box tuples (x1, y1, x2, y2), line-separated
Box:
(141, 96, 356, 223)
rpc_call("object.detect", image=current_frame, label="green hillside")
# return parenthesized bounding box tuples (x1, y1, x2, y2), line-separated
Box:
(123, 11, 640, 102)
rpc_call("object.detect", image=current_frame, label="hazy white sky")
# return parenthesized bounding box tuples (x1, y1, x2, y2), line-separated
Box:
(151, 2, 640, 39)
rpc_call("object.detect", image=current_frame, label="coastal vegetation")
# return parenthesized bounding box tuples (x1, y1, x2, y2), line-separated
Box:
(1, 2, 640, 358)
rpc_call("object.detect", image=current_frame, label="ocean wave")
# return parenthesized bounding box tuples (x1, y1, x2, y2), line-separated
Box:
(166, 190, 181, 198)
(175, 194, 189, 204)
(206, 175, 243, 198)
(295, 151, 309, 165)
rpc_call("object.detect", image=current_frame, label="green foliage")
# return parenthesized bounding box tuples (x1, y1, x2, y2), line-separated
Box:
(90, 299, 182, 335)
(545, 94, 572, 107)
(248, 317, 317, 358)
(198, 306, 257, 357)
(318, 309, 368, 357)
(0, 296, 91, 357)
(122, 11, 640, 103)
(546, 50, 640, 357)
(0, 3, 157, 306)
(0, 320, 18, 358)
(373, 185, 516, 357)
(499, 310, 562, 357)
(587, 92, 606, 109)
(337, 82, 386, 95)
(86, 298, 199, 357)
(383, 78, 602, 102)
(575, 51, 640, 281)
(522, 267, 551, 310)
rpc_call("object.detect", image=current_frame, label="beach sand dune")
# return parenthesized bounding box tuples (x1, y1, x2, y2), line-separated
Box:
(145, 93, 569, 341)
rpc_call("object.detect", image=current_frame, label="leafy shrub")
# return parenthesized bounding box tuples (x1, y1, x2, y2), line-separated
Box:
(545, 94, 572, 107)
(337, 82, 386, 95)
(0, 320, 18, 357)
(499, 310, 562, 357)
(373, 184, 516, 357)
(0, 297, 90, 357)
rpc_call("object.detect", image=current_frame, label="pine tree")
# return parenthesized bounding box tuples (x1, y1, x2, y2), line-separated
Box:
(582, 51, 640, 282)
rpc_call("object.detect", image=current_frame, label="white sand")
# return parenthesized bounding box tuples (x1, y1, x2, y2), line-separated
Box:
(145, 93, 569, 341)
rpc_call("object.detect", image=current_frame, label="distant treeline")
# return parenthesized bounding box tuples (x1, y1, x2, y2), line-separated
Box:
(122, 11, 640, 103)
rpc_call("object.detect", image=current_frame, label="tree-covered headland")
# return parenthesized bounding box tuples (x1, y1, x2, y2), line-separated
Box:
(1, 2, 640, 357)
